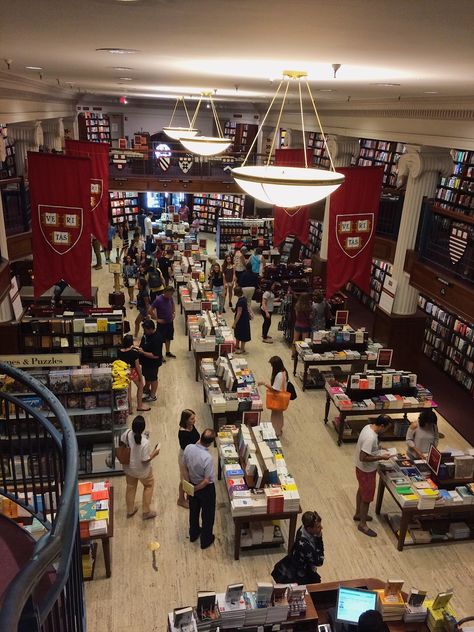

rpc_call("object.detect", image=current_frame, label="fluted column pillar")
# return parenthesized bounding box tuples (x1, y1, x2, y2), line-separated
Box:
(8, 121, 43, 176)
(320, 136, 359, 259)
(391, 145, 452, 314)
(42, 118, 64, 152)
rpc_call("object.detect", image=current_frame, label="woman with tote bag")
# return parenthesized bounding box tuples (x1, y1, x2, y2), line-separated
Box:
(258, 355, 292, 437)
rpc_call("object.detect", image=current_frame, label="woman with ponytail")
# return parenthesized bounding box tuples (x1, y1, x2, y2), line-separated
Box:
(120, 415, 160, 519)
(177, 409, 200, 508)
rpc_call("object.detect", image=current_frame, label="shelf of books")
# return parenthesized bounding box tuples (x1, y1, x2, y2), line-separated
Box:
(357, 138, 406, 188)
(224, 122, 258, 154)
(0, 125, 16, 179)
(79, 480, 113, 578)
(346, 258, 393, 312)
(324, 370, 437, 445)
(193, 194, 244, 233)
(216, 218, 274, 259)
(167, 581, 313, 631)
(300, 220, 323, 260)
(78, 112, 111, 143)
(418, 294, 474, 396)
(0, 366, 127, 479)
(434, 149, 474, 218)
(110, 190, 139, 226)
(307, 132, 330, 169)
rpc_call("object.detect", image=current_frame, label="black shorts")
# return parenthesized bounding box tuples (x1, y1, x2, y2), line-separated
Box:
(157, 321, 174, 341)
(142, 366, 159, 382)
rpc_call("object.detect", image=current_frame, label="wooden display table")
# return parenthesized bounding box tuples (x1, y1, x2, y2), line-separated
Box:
(82, 486, 114, 578)
(20, 285, 98, 308)
(294, 355, 372, 391)
(375, 470, 474, 551)
(193, 348, 219, 381)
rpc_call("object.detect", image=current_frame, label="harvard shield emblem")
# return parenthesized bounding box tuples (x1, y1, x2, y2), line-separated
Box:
(154, 143, 171, 172)
(90, 178, 103, 212)
(335, 213, 374, 259)
(178, 154, 194, 174)
(448, 226, 468, 264)
(38, 204, 84, 256)
(281, 206, 303, 217)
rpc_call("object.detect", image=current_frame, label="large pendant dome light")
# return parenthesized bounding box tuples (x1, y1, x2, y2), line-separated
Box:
(232, 70, 345, 209)
(163, 96, 199, 141)
(178, 92, 232, 157)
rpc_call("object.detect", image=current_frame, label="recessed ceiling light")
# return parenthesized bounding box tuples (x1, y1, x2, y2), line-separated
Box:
(119, 77, 133, 81)
(96, 48, 139, 54)
(318, 89, 333, 92)
(25, 66, 43, 70)
(373, 82, 400, 87)
(112, 66, 133, 71)
(423, 91, 439, 94)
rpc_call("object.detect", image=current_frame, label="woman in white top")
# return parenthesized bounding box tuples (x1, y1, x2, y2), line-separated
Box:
(261, 282, 279, 343)
(258, 355, 288, 438)
(406, 409, 439, 460)
(120, 415, 160, 519)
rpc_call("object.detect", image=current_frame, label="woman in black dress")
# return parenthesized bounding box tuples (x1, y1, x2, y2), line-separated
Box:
(177, 409, 200, 508)
(117, 334, 150, 413)
(232, 286, 252, 354)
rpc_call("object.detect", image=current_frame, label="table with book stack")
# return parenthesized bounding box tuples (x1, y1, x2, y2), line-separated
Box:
(376, 452, 474, 551)
(217, 422, 301, 561)
(79, 481, 114, 579)
(188, 312, 235, 381)
(179, 283, 217, 335)
(324, 370, 438, 446)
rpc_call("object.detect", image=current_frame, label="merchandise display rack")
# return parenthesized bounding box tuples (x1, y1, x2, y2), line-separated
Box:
(434, 149, 474, 216)
(418, 294, 474, 395)
(346, 258, 393, 312)
(78, 112, 111, 143)
(193, 193, 244, 233)
(357, 138, 406, 188)
(216, 217, 274, 259)
(110, 190, 139, 226)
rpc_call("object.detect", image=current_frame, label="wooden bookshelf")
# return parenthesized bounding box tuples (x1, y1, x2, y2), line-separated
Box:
(192, 193, 244, 233)
(357, 138, 405, 188)
(78, 112, 111, 143)
(434, 149, 474, 217)
(300, 220, 323, 260)
(307, 132, 330, 169)
(418, 294, 474, 396)
(109, 190, 139, 226)
(216, 218, 273, 259)
(223, 122, 258, 154)
(346, 258, 393, 312)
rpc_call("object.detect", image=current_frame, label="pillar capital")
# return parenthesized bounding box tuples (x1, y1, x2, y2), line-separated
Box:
(326, 135, 359, 168)
(397, 145, 452, 180)
(8, 120, 43, 147)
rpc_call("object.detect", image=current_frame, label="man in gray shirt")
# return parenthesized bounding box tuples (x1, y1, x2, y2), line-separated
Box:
(182, 429, 216, 549)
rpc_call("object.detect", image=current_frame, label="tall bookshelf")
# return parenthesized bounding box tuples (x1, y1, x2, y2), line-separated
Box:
(434, 149, 474, 217)
(223, 122, 258, 154)
(78, 112, 111, 143)
(300, 220, 323, 260)
(193, 193, 244, 233)
(0, 125, 16, 179)
(110, 191, 139, 226)
(357, 138, 405, 188)
(307, 132, 330, 169)
(418, 294, 474, 396)
(346, 258, 393, 312)
(216, 218, 273, 258)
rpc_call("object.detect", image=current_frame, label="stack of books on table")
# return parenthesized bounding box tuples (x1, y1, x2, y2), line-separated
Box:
(243, 592, 268, 626)
(195, 592, 220, 632)
(78, 480, 110, 538)
(425, 591, 455, 632)
(448, 521, 470, 539)
(81, 542, 95, 580)
(376, 580, 406, 621)
(287, 585, 307, 617)
(216, 592, 246, 629)
(267, 584, 290, 624)
(409, 529, 432, 544)
(403, 589, 427, 623)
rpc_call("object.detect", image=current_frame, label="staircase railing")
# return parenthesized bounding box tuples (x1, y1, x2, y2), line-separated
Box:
(0, 363, 83, 632)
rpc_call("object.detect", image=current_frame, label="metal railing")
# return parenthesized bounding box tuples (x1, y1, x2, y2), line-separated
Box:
(0, 363, 83, 632)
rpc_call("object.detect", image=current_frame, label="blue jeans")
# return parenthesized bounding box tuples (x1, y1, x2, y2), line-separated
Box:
(213, 286, 225, 312)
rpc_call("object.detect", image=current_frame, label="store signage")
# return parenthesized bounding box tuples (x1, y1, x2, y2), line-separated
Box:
(0, 354, 82, 368)
(376, 348, 393, 368)
(335, 310, 349, 326)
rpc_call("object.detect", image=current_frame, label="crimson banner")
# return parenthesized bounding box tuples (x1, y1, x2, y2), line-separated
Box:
(65, 139, 109, 247)
(29, 152, 92, 299)
(326, 166, 384, 298)
(273, 148, 312, 246)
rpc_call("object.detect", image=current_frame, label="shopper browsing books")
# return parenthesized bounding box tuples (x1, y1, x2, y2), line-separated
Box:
(120, 415, 160, 520)
(293, 293, 314, 348)
(249, 247, 263, 275)
(149, 286, 176, 358)
(234, 245, 247, 285)
(261, 282, 279, 343)
(271, 511, 324, 585)
(222, 254, 235, 308)
(117, 334, 150, 413)
(138, 320, 164, 402)
(179, 201, 190, 222)
(311, 291, 331, 332)
(232, 286, 252, 354)
(406, 409, 439, 460)
(208, 262, 225, 314)
(182, 429, 217, 549)
(134, 277, 151, 337)
(239, 263, 260, 306)
(177, 409, 200, 508)
(258, 355, 289, 437)
(157, 250, 174, 286)
(354, 415, 392, 537)
(144, 212, 154, 253)
(123, 255, 138, 305)
(146, 260, 166, 301)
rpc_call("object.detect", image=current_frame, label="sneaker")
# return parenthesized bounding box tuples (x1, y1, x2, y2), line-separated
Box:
(262, 338, 273, 343)
(93, 265, 103, 270)
(201, 535, 215, 550)
(166, 352, 176, 358)
(147, 395, 157, 402)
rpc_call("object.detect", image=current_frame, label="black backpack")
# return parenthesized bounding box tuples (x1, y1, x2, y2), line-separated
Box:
(147, 266, 163, 289)
(287, 380, 297, 400)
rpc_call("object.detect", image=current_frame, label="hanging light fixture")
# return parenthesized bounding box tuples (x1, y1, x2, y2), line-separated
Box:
(178, 92, 232, 157)
(163, 96, 199, 140)
(232, 70, 345, 208)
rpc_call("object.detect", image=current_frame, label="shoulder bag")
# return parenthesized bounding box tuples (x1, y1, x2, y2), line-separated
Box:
(116, 430, 131, 465)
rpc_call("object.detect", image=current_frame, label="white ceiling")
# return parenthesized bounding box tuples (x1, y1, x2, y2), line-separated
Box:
(2, 0, 474, 107)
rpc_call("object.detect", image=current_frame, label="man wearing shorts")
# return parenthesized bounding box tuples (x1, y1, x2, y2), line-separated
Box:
(354, 414, 392, 537)
(138, 320, 164, 402)
(149, 286, 176, 358)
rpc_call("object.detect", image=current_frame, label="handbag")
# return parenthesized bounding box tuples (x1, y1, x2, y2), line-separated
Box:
(127, 277, 136, 287)
(116, 430, 131, 465)
(266, 389, 291, 411)
(287, 380, 297, 400)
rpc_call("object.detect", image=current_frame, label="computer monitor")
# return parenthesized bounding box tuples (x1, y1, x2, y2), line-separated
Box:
(336, 587, 378, 625)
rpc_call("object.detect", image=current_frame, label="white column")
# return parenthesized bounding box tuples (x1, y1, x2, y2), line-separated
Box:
(0, 194, 13, 323)
(8, 121, 43, 176)
(42, 118, 64, 151)
(392, 145, 452, 315)
(320, 136, 359, 259)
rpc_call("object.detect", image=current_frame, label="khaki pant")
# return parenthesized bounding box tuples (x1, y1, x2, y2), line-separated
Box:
(125, 471, 154, 515)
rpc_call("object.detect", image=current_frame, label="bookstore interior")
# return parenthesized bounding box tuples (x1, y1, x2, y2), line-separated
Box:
(1, 2, 474, 632)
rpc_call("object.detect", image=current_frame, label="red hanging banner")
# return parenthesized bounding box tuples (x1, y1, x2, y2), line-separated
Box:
(65, 139, 109, 247)
(273, 148, 312, 245)
(29, 152, 92, 299)
(326, 166, 384, 298)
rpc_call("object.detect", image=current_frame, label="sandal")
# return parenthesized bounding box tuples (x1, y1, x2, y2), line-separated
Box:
(127, 507, 138, 518)
(137, 407, 151, 412)
(143, 511, 157, 520)
(358, 525, 377, 537)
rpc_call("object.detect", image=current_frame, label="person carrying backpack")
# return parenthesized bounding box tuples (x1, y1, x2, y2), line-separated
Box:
(146, 260, 165, 301)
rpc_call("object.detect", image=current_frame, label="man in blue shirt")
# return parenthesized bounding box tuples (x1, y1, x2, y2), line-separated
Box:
(182, 429, 216, 549)
(249, 247, 262, 275)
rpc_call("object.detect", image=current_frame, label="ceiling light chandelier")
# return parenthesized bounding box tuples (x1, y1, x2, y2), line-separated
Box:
(163, 96, 199, 141)
(178, 92, 232, 157)
(232, 70, 345, 208)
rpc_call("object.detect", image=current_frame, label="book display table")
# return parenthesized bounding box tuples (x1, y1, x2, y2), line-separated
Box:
(188, 312, 235, 381)
(323, 372, 438, 446)
(80, 485, 114, 578)
(375, 469, 474, 551)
